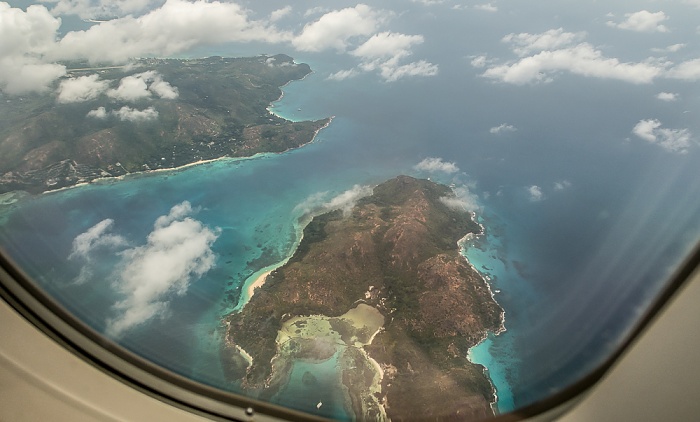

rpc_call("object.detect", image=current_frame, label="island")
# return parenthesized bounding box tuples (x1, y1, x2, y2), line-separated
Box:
(0, 55, 330, 194)
(223, 176, 504, 421)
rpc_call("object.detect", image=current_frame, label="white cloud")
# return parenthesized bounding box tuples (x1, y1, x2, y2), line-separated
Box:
(377, 60, 438, 82)
(553, 180, 572, 191)
(339, 31, 438, 82)
(112, 105, 159, 122)
(295, 185, 374, 218)
(489, 123, 517, 134)
(56, 0, 290, 63)
(656, 92, 678, 102)
(652, 43, 685, 53)
(412, 0, 444, 5)
(324, 185, 374, 217)
(69, 219, 129, 284)
(483, 41, 664, 85)
(327, 68, 360, 81)
(106, 201, 219, 336)
(87, 105, 158, 122)
(56, 74, 110, 103)
(303, 6, 329, 17)
(474, 3, 498, 12)
(0, 3, 66, 94)
(666, 58, 700, 81)
(144, 72, 179, 99)
(607, 10, 669, 33)
(470, 55, 488, 68)
(87, 106, 108, 119)
(269, 6, 292, 22)
(502, 28, 585, 56)
(292, 4, 384, 52)
(632, 119, 694, 153)
(352, 32, 424, 60)
(107, 73, 151, 101)
(482, 28, 700, 85)
(527, 185, 544, 202)
(42, 0, 161, 19)
(440, 185, 480, 212)
(414, 157, 460, 174)
(107, 71, 178, 101)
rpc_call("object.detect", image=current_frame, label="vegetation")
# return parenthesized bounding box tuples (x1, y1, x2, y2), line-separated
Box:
(225, 176, 503, 420)
(0, 55, 329, 193)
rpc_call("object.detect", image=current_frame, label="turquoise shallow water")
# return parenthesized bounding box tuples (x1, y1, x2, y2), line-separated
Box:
(273, 348, 350, 420)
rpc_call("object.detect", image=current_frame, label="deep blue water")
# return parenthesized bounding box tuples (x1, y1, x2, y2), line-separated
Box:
(1, 47, 700, 419)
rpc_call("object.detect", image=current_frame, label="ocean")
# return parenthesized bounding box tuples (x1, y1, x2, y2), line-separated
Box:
(2, 41, 700, 419)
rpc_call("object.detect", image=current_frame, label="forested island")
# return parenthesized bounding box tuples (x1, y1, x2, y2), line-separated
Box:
(223, 176, 504, 421)
(0, 55, 329, 194)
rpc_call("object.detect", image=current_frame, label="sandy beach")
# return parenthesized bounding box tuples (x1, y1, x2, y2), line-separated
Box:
(247, 270, 271, 300)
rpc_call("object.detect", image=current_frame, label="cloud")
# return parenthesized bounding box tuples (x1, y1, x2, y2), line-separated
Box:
(440, 185, 480, 212)
(106, 201, 219, 336)
(88, 105, 158, 121)
(69, 219, 128, 284)
(148, 75, 179, 99)
(352, 31, 424, 60)
(412, 0, 444, 5)
(474, 3, 498, 12)
(632, 119, 694, 153)
(656, 92, 678, 102)
(483, 39, 664, 85)
(107, 71, 178, 101)
(553, 180, 572, 191)
(489, 123, 517, 134)
(108, 74, 150, 101)
(87, 106, 108, 119)
(327, 68, 360, 81)
(470, 55, 488, 68)
(482, 27, 700, 85)
(295, 185, 374, 218)
(56, 74, 110, 103)
(269, 6, 292, 22)
(502, 28, 586, 56)
(652, 43, 685, 53)
(527, 185, 544, 202)
(56, 0, 290, 63)
(292, 4, 384, 52)
(377, 60, 438, 82)
(0, 2, 66, 94)
(112, 106, 159, 121)
(3, 1, 438, 92)
(607, 10, 669, 33)
(414, 157, 459, 174)
(666, 58, 700, 81)
(42, 0, 161, 19)
(303, 6, 329, 17)
(326, 69, 361, 81)
(345, 31, 438, 82)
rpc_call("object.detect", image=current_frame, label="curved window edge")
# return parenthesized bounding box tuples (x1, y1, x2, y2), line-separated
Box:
(1, 243, 699, 422)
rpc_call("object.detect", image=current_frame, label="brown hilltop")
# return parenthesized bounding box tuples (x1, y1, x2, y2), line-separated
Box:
(224, 175, 504, 421)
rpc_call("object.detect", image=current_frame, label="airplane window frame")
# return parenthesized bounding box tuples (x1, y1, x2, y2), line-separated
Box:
(1, 242, 699, 422)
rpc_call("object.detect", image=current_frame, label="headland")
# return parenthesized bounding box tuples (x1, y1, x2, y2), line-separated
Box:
(0, 55, 330, 194)
(223, 175, 504, 420)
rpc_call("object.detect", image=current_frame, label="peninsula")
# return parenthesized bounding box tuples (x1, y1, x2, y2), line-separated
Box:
(223, 176, 504, 421)
(0, 55, 329, 194)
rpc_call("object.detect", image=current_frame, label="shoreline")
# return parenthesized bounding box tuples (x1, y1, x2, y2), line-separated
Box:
(33, 115, 334, 198)
(273, 305, 387, 420)
(459, 212, 507, 414)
